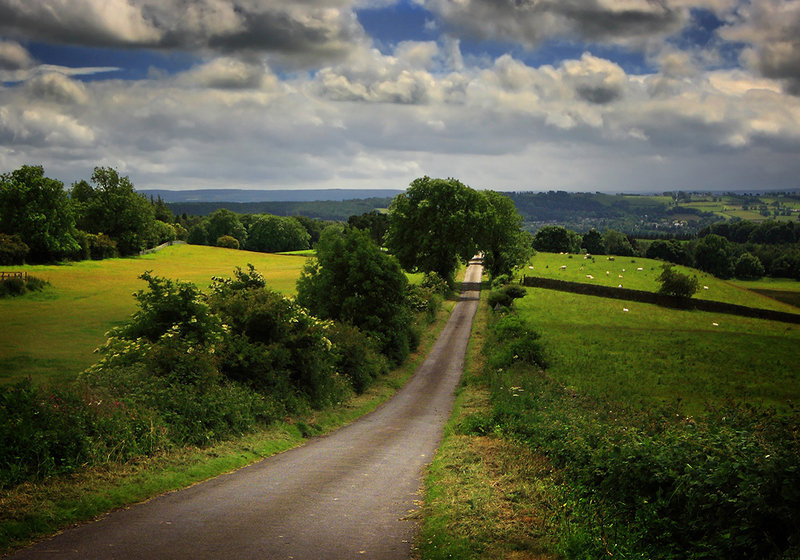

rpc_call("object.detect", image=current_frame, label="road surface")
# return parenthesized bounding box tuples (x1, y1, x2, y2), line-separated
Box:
(10, 259, 484, 560)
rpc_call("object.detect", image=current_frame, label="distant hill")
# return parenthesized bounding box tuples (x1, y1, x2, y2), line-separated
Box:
(166, 198, 396, 221)
(138, 188, 403, 203)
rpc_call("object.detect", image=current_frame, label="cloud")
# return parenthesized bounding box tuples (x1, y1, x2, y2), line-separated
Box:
(421, 0, 690, 49)
(719, 0, 800, 95)
(177, 57, 277, 90)
(0, 0, 366, 66)
(0, 39, 34, 70)
(25, 72, 90, 104)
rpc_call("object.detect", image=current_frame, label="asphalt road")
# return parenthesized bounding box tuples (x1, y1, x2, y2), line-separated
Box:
(10, 259, 484, 560)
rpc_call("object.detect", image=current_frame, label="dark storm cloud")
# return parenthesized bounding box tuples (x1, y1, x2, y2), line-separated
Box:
(423, 0, 686, 47)
(0, 0, 363, 65)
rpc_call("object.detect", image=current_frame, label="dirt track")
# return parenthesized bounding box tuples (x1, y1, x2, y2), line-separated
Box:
(9, 259, 483, 560)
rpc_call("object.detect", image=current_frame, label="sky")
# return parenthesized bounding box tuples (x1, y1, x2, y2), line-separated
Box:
(0, 0, 799, 193)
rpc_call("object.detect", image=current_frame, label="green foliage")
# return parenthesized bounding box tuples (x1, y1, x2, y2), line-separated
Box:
(473, 308, 800, 560)
(297, 227, 413, 364)
(657, 264, 700, 298)
(0, 234, 29, 265)
(646, 238, 689, 265)
(386, 176, 483, 283)
(327, 322, 389, 394)
(533, 225, 582, 254)
(205, 209, 247, 248)
(602, 229, 635, 256)
(487, 284, 527, 309)
(347, 210, 389, 246)
(114, 271, 223, 346)
(694, 234, 735, 279)
(187, 222, 209, 245)
(582, 229, 604, 254)
(72, 167, 157, 256)
(246, 214, 310, 253)
(216, 235, 240, 249)
(0, 165, 79, 262)
(480, 190, 534, 278)
(0, 274, 49, 298)
(734, 252, 765, 279)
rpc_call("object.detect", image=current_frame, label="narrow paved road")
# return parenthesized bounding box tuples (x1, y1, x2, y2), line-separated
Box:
(10, 259, 483, 560)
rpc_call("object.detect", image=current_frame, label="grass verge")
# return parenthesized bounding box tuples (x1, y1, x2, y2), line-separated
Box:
(418, 283, 562, 560)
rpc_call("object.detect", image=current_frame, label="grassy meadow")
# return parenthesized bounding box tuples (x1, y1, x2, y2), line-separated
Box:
(524, 251, 800, 312)
(0, 245, 308, 386)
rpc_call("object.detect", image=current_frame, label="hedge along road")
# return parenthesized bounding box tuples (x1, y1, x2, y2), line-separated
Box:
(10, 258, 484, 560)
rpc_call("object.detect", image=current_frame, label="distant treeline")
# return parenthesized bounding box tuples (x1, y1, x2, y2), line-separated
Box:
(168, 197, 394, 221)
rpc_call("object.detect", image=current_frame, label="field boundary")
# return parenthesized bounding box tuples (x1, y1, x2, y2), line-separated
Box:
(522, 275, 800, 324)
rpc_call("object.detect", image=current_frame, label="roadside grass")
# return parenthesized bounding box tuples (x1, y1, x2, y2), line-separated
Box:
(419, 284, 562, 560)
(0, 287, 459, 555)
(516, 288, 800, 414)
(0, 245, 307, 386)
(524, 251, 800, 312)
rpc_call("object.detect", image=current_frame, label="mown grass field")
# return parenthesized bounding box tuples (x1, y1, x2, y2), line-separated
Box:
(521, 252, 800, 413)
(524, 251, 800, 312)
(0, 245, 308, 386)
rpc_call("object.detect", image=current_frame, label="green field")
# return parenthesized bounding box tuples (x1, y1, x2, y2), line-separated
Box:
(524, 251, 800, 312)
(0, 245, 308, 385)
(515, 284, 799, 414)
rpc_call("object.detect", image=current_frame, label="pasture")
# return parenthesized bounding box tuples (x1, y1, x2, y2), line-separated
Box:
(0, 245, 308, 386)
(524, 251, 800, 312)
(515, 284, 800, 414)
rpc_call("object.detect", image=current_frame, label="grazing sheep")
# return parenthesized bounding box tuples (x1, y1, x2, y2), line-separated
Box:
(586, 274, 594, 279)
(623, 308, 629, 312)
(560, 265, 567, 270)
(637, 267, 643, 271)
(703, 286, 709, 290)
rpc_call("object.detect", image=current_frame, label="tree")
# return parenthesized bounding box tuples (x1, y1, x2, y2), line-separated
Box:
(297, 227, 412, 364)
(532, 225, 581, 253)
(694, 234, 735, 279)
(74, 167, 157, 256)
(348, 211, 389, 246)
(602, 229, 635, 256)
(386, 177, 483, 284)
(480, 190, 533, 278)
(247, 214, 310, 253)
(582, 229, 605, 254)
(734, 252, 765, 279)
(657, 265, 699, 298)
(646, 239, 689, 265)
(205, 209, 247, 248)
(0, 165, 79, 262)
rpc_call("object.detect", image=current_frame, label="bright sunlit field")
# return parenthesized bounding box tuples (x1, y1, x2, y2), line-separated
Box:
(0, 245, 308, 386)
(523, 252, 800, 312)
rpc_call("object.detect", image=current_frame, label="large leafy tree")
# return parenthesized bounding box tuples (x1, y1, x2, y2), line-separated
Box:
(73, 167, 157, 256)
(693, 234, 735, 279)
(296, 226, 412, 364)
(532, 225, 581, 254)
(0, 165, 79, 262)
(480, 190, 533, 278)
(247, 214, 310, 253)
(205, 208, 247, 248)
(386, 177, 484, 284)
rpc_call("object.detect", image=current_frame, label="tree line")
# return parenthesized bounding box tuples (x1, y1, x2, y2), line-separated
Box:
(532, 223, 800, 280)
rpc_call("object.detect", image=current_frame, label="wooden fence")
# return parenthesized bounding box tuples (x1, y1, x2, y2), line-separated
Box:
(0, 271, 27, 280)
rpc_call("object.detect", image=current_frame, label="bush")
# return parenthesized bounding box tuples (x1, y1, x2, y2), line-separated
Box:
(327, 322, 389, 394)
(216, 235, 240, 249)
(0, 274, 49, 298)
(0, 233, 29, 265)
(657, 264, 699, 298)
(488, 285, 527, 309)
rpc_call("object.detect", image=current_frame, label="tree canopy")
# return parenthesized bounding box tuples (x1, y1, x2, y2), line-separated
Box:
(296, 226, 412, 364)
(386, 177, 530, 282)
(0, 165, 79, 262)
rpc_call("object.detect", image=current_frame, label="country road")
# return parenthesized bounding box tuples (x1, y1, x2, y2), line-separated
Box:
(9, 259, 484, 560)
